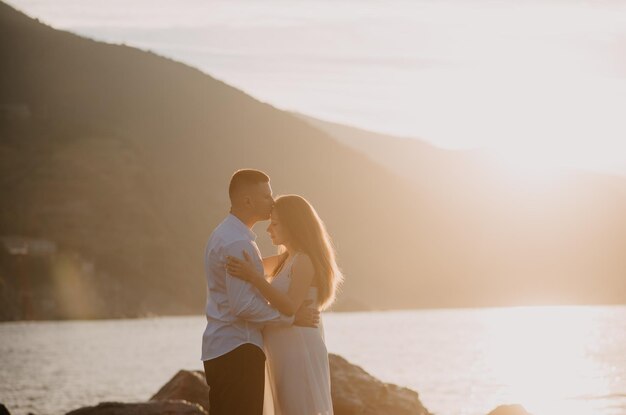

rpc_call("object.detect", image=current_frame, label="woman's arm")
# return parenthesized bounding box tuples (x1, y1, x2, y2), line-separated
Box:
(227, 252, 315, 316)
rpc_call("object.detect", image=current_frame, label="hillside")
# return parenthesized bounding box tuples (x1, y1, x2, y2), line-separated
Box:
(1, 2, 625, 319)
(298, 114, 626, 306)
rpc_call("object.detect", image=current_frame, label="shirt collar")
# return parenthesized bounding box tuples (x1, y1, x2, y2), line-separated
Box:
(227, 213, 257, 241)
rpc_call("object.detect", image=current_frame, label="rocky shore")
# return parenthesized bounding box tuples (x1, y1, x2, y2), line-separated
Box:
(4, 354, 530, 415)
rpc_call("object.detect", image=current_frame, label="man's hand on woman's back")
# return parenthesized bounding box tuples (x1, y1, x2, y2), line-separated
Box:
(294, 300, 320, 327)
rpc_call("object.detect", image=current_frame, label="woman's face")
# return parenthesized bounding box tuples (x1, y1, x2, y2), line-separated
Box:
(267, 211, 289, 246)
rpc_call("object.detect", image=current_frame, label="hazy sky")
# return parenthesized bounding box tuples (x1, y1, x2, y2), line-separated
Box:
(8, 0, 626, 176)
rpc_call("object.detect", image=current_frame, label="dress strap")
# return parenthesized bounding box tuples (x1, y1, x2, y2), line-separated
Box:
(287, 253, 300, 278)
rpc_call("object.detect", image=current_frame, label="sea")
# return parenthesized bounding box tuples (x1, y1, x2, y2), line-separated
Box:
(1, 306, 625, 415)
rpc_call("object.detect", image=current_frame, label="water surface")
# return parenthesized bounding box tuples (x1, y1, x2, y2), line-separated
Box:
(2, 306, 625, 415)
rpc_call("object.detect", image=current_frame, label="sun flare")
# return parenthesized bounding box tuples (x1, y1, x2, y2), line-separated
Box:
(486, 146, 571, 187)
(481, 306, 613, 415)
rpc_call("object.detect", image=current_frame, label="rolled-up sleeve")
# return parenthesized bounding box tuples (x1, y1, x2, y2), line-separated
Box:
(223, 240, 294, 326)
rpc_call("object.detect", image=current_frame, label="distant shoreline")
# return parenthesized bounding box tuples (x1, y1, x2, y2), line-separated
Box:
(2, 303, 625, 324)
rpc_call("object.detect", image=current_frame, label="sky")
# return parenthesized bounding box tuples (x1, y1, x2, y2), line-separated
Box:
(7, 0, 626, 176)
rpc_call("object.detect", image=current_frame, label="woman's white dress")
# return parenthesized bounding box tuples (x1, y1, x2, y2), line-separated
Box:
(262, 255, 333, 415)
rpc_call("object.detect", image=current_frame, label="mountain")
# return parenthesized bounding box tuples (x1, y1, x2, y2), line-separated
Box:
(298, 113, 626, 306)
(1, 2, 625, 319)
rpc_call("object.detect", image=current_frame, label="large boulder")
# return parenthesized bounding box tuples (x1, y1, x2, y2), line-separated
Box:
(150, 370, 210, 413)
(149, 354, 432, 415)
(487, 404, 532, 415)
(65, 401, 206, 415)
(329, 354, 431, 415)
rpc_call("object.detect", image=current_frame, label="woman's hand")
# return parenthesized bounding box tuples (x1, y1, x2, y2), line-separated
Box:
(226, 251, 264, 285)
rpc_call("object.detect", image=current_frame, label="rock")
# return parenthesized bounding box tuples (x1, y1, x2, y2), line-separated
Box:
(151, 355, 432, 415)
(65, 401, 206, 415)
(329, 354, 431, 415)
(66, 356, 531, 415)
(487, 404, 532, 415)
(150, 370, 210, 413)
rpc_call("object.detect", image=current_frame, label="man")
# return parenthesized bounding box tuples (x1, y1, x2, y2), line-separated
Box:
(202, 169, 319, 415)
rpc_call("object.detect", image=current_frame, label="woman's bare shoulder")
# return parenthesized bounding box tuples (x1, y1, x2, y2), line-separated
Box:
(291, 253, 314, 277)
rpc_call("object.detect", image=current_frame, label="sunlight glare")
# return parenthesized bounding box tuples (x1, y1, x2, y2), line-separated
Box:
(486, 145, 570, 187)
(482, 306, 611, 415)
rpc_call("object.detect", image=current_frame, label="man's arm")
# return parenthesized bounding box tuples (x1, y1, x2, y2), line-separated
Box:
(223, 240, 294, 326)
(229, 251, 314, 316)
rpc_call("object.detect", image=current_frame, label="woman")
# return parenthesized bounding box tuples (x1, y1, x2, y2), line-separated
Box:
(226, 194, 342, 415)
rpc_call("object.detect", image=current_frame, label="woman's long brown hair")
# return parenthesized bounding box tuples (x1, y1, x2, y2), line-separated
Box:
(272, 195, 343, 309)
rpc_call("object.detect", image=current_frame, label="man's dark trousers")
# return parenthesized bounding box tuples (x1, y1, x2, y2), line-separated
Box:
(203, 343, 266, 415)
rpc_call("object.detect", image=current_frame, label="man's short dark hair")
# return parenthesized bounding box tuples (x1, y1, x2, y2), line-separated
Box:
(229, 169, 270, 201)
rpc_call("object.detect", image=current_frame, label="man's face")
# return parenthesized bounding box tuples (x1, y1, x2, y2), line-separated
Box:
(250, 181, 274, 221)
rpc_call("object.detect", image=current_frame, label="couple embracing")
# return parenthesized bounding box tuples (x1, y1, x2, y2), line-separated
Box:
(201, 169, 343, 415)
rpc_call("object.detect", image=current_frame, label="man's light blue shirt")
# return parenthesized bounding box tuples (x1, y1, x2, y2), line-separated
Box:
(201, 214, 293, 361)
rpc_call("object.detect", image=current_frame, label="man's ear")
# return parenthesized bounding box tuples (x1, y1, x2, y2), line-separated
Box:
(243, 195, 252, 207)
